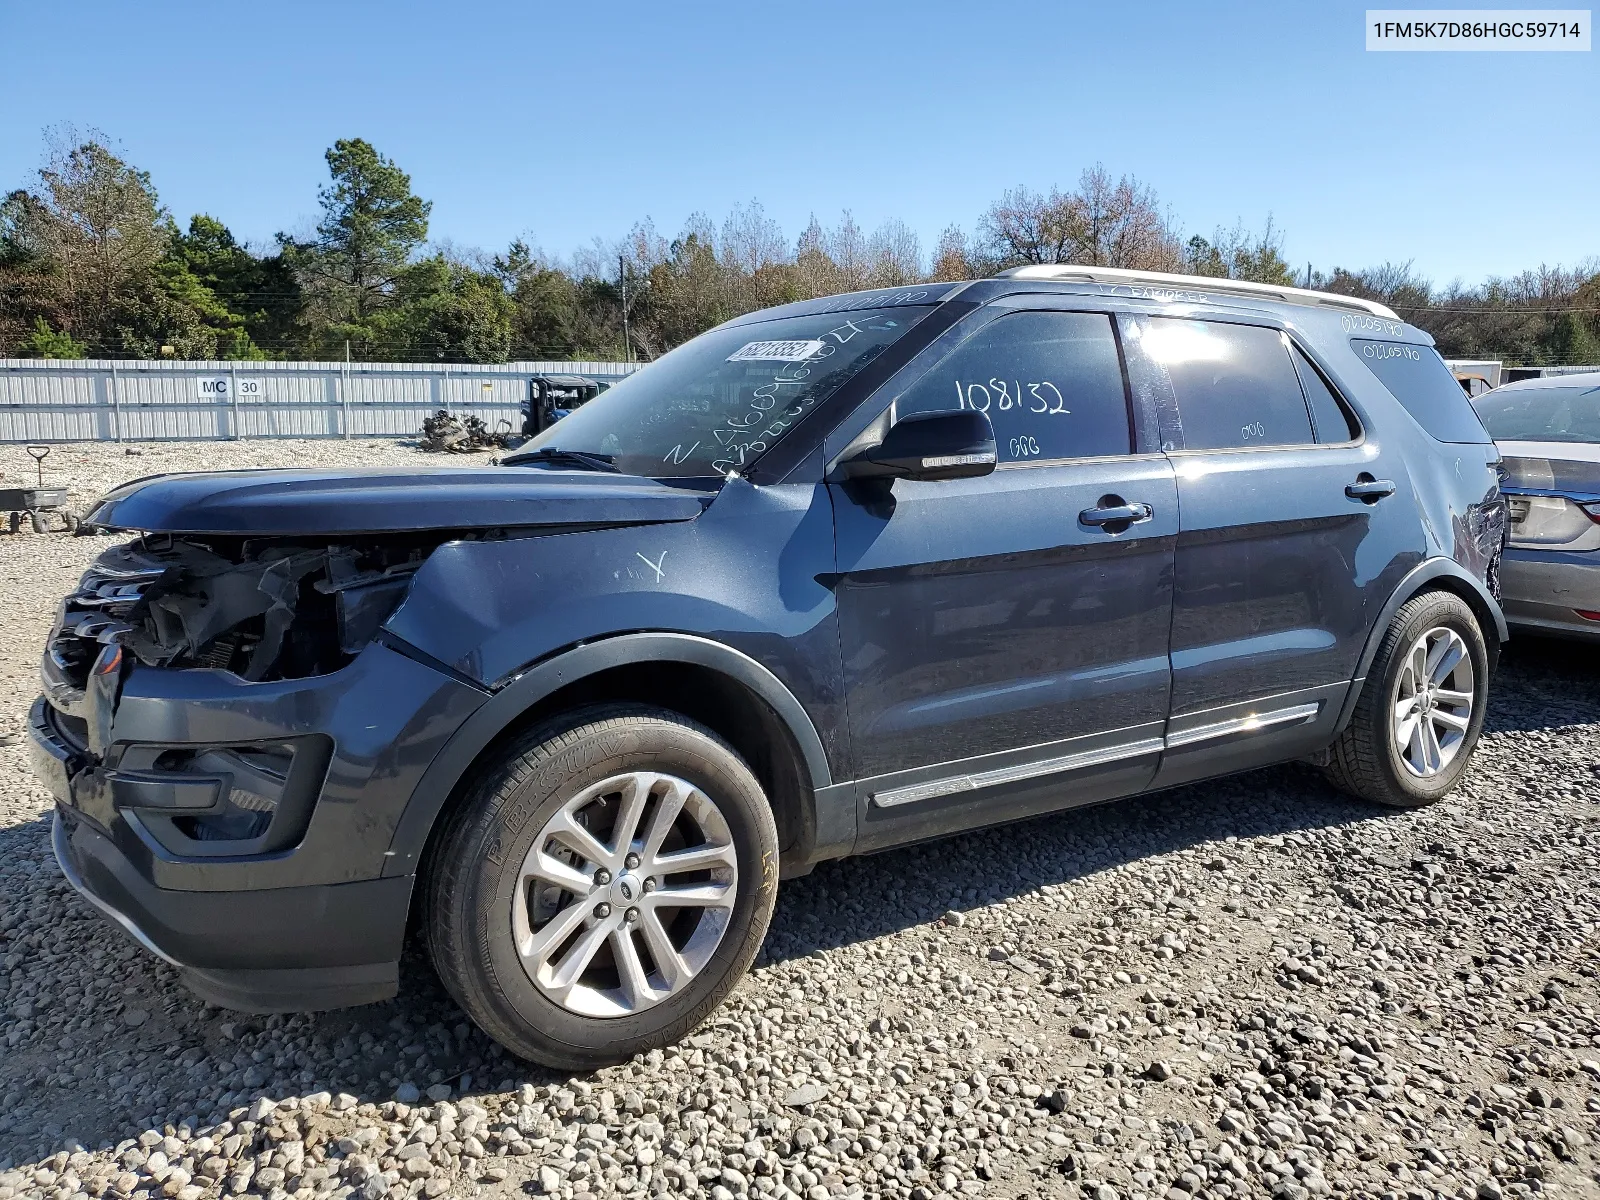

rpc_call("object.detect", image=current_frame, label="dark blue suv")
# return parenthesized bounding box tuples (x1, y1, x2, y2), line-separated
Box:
(30, 269, 1507, 1068)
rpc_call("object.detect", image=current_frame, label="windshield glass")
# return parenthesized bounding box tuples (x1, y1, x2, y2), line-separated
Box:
(519, 307, 934, 477)
(1474, 383, 1600, 444)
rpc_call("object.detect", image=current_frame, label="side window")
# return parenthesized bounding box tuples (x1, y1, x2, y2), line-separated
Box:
(1290, 344, 1359, 443)
(1349, 340, 1493, 444)
(894, 311, 1131, 463)
(1142, 318, 1314, 450)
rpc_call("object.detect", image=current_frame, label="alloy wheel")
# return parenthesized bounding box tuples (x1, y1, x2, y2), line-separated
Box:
(512, 771, 738, 1018)
(1391, 625, 1475, 778)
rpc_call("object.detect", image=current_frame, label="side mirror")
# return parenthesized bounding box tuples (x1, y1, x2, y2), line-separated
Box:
(840, 409, 997, 482)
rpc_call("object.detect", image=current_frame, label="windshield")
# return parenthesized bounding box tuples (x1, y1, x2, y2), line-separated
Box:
(1474, 383, 1600, 444)
(520, 307, 934, 477)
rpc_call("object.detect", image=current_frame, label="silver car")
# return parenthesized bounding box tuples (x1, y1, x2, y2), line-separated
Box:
(1474, 372, 1600, 639)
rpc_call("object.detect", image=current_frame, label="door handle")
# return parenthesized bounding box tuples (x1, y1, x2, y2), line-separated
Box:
(1080, 501, 1153, 528)
(1345, 477, 1396, 502)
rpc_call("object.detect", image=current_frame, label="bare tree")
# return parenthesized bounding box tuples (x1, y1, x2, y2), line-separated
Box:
(929, 225, 973, 281)
(794, 214, 835, 299)
(868, 218, 922, 287)
(720, 200, 787, 276)
(978, 185, 1078, 265)
(1071, 165, 1182, 271)
(825, 211, 871, 291)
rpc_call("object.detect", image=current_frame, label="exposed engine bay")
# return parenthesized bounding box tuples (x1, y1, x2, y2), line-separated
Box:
(51, 532, 453, 689)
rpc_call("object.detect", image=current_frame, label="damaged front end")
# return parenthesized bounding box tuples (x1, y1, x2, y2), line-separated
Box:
(38, 532, 456, 858)
(46, 532, 436, 706)
(36, 528, 495, 869)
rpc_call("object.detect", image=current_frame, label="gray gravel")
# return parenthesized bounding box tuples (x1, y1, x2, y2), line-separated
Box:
(3, 438, 1600, 1200)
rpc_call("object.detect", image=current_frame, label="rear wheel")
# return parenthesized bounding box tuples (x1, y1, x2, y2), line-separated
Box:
(1323, 590, 1489, 807)
(423, 706, 779, 1069)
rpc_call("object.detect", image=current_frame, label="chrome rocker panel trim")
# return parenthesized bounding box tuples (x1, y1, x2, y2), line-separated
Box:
(870, 700, 1322, 808)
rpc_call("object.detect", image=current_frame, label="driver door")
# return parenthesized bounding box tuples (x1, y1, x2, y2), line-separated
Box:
(827, 308, 1178, 851)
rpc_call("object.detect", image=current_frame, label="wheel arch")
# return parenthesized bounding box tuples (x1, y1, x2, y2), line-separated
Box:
(383, 632, 842, 884)
(1332, 557, 1507, 736)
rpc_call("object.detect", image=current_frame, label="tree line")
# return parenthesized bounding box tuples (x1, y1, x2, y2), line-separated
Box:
(2, 130, 1597, 366)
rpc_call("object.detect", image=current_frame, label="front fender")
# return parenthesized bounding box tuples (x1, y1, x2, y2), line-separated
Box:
(384, 477, 838, 688)
(379, 631, 839, 878)
(377, 477, 850, 875)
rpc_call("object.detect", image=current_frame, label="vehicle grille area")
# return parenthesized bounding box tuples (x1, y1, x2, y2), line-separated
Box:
(45, 543, 172, 709)
(43, 534, 435, 711)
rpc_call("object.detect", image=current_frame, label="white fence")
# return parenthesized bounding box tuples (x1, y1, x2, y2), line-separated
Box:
(0, 359, 642, 443)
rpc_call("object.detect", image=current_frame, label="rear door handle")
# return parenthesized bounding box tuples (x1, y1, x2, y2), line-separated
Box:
(1345, 477, 1396, 502)
(1080, 502, 1153, 527)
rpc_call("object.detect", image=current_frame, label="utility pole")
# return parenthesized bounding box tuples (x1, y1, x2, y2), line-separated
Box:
(1305, 262, 1313, 290)
(618, 253, 632, 363)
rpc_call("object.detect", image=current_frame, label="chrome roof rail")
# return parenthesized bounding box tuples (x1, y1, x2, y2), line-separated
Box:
(994, 264, 1402, 321)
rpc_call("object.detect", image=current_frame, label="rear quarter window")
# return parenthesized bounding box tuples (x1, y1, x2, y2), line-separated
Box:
(1349, 340, 1492, 444)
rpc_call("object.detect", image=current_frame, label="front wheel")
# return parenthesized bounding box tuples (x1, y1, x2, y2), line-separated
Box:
(1323, 590, 1490, 807)
(423, 706, 779, 1070)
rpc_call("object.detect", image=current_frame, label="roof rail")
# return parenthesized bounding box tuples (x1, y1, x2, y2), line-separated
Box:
(994, 264, 1401, 321)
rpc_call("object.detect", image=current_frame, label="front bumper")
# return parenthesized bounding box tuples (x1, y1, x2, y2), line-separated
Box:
(52, 808, 403, 1010)
(29, 640, 489, 1012)
(1500, 547, 1600, 641)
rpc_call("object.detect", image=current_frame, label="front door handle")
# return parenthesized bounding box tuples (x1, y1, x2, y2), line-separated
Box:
(1080, 501, 1153, 528)
(1345, 477, 1396, 502)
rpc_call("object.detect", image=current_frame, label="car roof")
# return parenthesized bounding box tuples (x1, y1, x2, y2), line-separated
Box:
(1489, 371, 1600, 393)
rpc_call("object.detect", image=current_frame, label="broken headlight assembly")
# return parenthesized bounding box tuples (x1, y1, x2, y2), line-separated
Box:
(51, 532, 440, 691)
(45, 534, 441, 857)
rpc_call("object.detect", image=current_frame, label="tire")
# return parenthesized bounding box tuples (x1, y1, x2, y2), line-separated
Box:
(1323, 590, 1490, 807)
(423, 705, 780, 1070)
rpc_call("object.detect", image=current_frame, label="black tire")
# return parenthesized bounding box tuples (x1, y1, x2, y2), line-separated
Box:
(423, 705, 779, 1070)
(1323, 590, 1490, 807)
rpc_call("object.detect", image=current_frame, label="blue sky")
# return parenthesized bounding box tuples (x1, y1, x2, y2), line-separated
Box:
(4, 0, 1595, 285)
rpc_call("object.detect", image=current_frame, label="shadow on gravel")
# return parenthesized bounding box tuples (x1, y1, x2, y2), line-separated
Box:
(760, 760, 1380, 967)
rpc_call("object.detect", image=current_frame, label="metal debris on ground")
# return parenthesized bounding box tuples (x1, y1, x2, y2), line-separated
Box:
(419, 410, 513, 453)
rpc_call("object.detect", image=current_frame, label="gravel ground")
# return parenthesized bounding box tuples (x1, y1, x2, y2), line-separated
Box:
(2, 438, 1599, 1200)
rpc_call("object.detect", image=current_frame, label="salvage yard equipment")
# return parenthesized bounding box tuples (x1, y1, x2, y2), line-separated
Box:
(1, 445, 75, 534)
(524, 373, 611, 434)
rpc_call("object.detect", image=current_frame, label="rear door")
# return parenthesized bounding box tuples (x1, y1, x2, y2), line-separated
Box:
(828, 305, 1178, 850)
(1118, 313, 1410, 788)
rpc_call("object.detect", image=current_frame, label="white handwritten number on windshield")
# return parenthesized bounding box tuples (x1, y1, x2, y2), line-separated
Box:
(697, 317, 876, 475)
(955, 379, 1069, 415)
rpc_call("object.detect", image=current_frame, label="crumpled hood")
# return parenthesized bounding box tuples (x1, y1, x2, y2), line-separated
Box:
(85, 466, 712, 535)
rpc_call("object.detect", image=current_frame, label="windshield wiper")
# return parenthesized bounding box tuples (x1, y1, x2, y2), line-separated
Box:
(503, 447, 621, 473)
